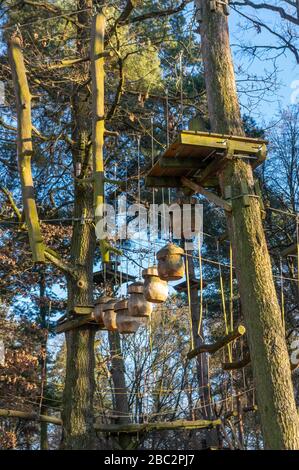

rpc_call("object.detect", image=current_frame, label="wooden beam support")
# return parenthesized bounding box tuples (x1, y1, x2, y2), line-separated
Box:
(196, 154, 230, 185)
(8, 35, 45, 262)
(55, 313, 102, 334)
(0, 409, 62, 425)
(94, 418, 221, 433)
(187, 325, 246, 359)
(160, 156, 203, 169)
(145, 176, 183, 188)
(91, 14, 109, 263)
(181, 177, 232, 212)
(281, 243, 297, 258)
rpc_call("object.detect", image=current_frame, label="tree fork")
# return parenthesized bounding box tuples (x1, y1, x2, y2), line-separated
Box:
(197, 0, 299, 449)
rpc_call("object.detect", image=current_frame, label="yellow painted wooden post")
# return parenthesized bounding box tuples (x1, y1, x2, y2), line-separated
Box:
(8, 35, 45, 263)
(91, 14, 109, 263)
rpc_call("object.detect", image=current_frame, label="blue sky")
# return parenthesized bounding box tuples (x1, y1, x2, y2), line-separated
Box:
(229, 8, 298, 123)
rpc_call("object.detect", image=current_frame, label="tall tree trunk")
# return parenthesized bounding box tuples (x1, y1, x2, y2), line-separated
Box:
(61, 1, 97, 450)
(108, 331, 132, 450)
(39, 271, 49, 450)
(196, 0, 299, 449)
(187, 255, 220, 448)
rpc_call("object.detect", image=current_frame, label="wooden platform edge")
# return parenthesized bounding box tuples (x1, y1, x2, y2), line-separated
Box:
(94, 418, 222, 433)
(55, 313, 104, 334)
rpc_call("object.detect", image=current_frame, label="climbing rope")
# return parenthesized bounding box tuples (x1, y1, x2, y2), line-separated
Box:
(185, 250, 194, 350)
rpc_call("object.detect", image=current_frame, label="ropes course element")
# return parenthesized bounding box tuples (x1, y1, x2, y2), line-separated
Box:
(184, 249, 194, 351)
(187, 325, 246, 360)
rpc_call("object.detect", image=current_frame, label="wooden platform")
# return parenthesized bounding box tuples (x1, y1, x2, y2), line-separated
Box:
(93, 262, 135, 285)
(174, 277, 207, 292)
(55, 312, 106, 334)
(145, 131, 267, 189)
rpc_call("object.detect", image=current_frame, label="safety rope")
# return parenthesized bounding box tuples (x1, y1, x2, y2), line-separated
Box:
(198, 234, 203, 339)
(185, 250, 194, 350)
(217, 241, 232, 362)
(280, 256, 285, 329)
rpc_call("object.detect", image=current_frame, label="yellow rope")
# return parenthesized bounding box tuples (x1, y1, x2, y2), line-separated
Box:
(280, 257, 285, 329)
(229, 243, 234, 360)
(296, 216, 299, 297)
(229, 243, 234, 333)
(217, 242, 232, 362)
(198, 234, 203, 338)
(185, 252, 194, 350)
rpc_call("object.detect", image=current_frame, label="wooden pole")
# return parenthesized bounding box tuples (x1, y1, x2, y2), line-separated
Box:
(94, 418, 221, 433)
(187, 325, 246, 359)
(91, 13, 109, 263)
(0, 408, 62, 425)
(223, 354, 299, 372)
(8, 35, 45, 262)
(181, 177, 232, 212)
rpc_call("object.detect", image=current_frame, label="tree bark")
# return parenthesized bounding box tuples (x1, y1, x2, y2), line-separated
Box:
(60, 1, 97, 450)
(108, 331, 132, 450)
(39, 271, 49, 450)
(196, 0, 299, 449)
(186, 255, 220, 448)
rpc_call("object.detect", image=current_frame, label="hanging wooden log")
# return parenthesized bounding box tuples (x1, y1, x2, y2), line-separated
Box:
(94, 295, 112, 325)
(187, 325, 246, 359)
(94, 418, 221, 433)
(222, 353, 251, 371)
(128, 282, 153, 317)
(102, 299, 118, 331)
(115, 299, 143, 334)
(142, 267, 168, 303)
(91, 13, 109, 263)
(223, 353, 299, 372)
(156, 243, 185, 281)
(8, 35, 45, 262)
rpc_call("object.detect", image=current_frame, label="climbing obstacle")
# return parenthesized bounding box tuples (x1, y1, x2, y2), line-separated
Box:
(187, 325, 246, 360)
(146, 131, 267, 190)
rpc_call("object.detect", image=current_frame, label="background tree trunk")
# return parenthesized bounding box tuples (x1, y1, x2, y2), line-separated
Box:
(60, 1, 97, 450)
(196, 0, 299, 449)
(187, 255, 220, 448)
(108, 331, 132, 450)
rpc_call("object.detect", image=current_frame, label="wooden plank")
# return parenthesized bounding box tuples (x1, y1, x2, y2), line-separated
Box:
(187, 325, 246, 359)
(174, 278, 207, 292)
(195, 154, 230, 184)
(94, 418, 221, 433)
(160, 156, 204, 169)
(180, 130, 267, 146)
(181, 177, 232, 212)
(55, 313, 102, 334)
(146, 176, 183, 188)
(179, 131, 267, 156)
(72, 305, 94, 315)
